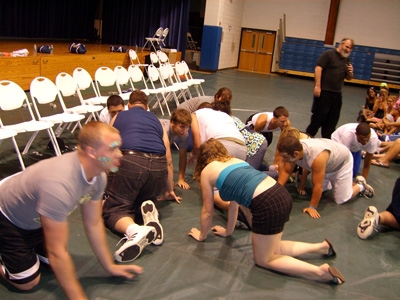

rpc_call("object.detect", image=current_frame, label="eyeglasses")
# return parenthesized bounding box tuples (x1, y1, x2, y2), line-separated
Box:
(178, 124, 190, 130)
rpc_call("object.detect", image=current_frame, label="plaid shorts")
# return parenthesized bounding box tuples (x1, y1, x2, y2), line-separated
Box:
(249, 183, 292, 235)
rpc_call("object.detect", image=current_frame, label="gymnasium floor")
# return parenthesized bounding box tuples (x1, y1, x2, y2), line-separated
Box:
(0, 69, 399, 300)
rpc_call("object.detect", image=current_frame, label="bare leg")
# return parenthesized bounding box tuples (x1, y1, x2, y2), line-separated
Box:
(379, 211, 400, 229)
(114, 216, 136, 233)
(252, 232, 341, 283)
(374, 139, 400, 165)
(0, 263, 41, 291)
(279, 239, 331, 256)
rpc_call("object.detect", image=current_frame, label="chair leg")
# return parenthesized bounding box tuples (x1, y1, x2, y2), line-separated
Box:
(22, 131, 39, 155)
(11, 136, 25, 170)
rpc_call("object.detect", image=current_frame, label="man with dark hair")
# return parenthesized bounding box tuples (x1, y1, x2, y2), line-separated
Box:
(331, 122, 380, 179)
(0, 122, 142, 299)
(277, 136, 374, 219)
(99, 95, 125, 124)
(160, 108, 193, 189)
(103, 90, 180, 263)
(306, 37, 354, 138)
(246, 106, 291, 146)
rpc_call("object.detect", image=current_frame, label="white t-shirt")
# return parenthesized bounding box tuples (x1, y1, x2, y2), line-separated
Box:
(331, 123, 380, 154)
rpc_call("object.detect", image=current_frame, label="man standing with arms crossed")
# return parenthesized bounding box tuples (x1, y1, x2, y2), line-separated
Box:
(306, 37, 354, 138)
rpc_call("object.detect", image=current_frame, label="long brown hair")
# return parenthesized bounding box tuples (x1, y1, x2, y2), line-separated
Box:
(193, 138, 232, 182)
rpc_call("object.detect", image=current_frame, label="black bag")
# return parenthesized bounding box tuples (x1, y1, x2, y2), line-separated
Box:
(37, 45, 51, 53)
(69, 43, 87, 54)
(110, 45, 126, 53)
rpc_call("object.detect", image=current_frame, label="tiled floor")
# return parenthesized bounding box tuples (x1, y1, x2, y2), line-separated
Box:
(0, 69, 399, 299)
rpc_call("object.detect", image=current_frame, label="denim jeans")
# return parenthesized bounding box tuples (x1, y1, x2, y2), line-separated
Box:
(103, 151, 167, 230)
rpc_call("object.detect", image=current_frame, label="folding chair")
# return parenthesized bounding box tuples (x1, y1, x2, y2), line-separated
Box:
(187, 32, 198, 50)
(146, 64, 174, 115)
(128, 49, 148, 67)
(142, 27, 163, 52)
(158, 28, 169, 48)
(0, 80, 61, 157)
(94, 66, 130, 102)
(0, 121, 25, 170)
(175, 61, 205, 97)
(127, 65, 151, 96)
(30, 76, 85, 137)
(114, 66, 135, 98)
(55, 72, 103, 123)
(73, 67, 108, 105)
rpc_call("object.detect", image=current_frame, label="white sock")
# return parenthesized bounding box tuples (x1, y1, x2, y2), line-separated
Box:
(126, 223, 140, 237)
(357, 183, 365, 193)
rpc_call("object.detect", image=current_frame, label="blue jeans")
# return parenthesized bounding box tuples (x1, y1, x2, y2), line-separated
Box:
(352, 150, 361, 178)
(103, 151, 167, 230)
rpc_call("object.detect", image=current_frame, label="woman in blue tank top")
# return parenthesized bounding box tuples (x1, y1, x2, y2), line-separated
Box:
(188, 138, 345, 284)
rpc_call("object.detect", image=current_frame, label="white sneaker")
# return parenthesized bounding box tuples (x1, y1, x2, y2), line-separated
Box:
(357, 206, 379, 239)
(141, 200, 164, 245)
(355, 176, 374, 198)
(114, 225, 156, 262)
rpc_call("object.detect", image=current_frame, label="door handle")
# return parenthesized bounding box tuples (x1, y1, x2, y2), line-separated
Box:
(241, 49, 256, 53)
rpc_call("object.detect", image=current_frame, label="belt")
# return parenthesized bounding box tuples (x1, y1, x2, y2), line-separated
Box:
(217, 137, 246, 146)
(121, 149, 165, 158)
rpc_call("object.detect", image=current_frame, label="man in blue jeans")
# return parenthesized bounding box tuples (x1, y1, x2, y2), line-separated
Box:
(103, 90, 181, 263)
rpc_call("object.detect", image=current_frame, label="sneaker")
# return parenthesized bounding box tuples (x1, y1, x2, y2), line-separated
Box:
(141, 200, 164, 245)
(114, 226, 156, 262)
(355, 175, 374, 198)
(357, 206, 379, 239)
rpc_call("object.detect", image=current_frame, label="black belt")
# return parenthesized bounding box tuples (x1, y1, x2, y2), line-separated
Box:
(121, 149, 165, 158)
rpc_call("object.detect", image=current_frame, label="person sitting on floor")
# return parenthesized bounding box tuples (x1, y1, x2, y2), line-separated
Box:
(357, 176, 400, 239)
(159, 108, 193, 189)
(277, 136, 374, 219)
(189, 138, 345, 284)
(245, 106, 291, 147)
(99, 95, 126, 124)
(331, 122, 380, 179)
(371, 138, 400, 168)
(103, 90, 180, 263)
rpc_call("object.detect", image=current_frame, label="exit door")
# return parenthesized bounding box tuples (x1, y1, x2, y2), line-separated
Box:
(238, 29, 276, 74)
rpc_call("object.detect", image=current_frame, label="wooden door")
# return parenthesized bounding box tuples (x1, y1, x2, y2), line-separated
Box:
(238, 29, 276, 74)
(238, 29, 258, 71)
(254, 31, 275, 73)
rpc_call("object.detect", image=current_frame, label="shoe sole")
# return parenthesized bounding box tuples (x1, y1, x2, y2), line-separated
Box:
(142, 201, 164, 245)
(116, 230, 156, 262)
(357, 207, 378, 239)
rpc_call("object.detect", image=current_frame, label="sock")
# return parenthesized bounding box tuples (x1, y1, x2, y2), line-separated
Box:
(126, 223, 140, 237)
(357, 183, 365, 193)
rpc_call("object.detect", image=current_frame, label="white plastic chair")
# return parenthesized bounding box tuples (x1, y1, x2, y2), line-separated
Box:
(0, 80, 61, 158)
(0, 122, 25, 170)
(175, 61, 205, 97)
(128, 49, 148, 67)
(73, 67, 108, 105)
(56, 72, 103, 123)
(30, 76, 85, 137)
(114, 66, 135, 99)
(127, 65, 151, 96)
(146, 64, 173, 115)
(142, 27, 163, 51)
(95, 66, 130, 102)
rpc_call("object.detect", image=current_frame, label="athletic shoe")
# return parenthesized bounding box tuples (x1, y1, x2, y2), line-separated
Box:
(357, 206, 379, 239)
(114, 225, 156, 262)
(141, 200, 164, 245)
(355, 176, 374, 198)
